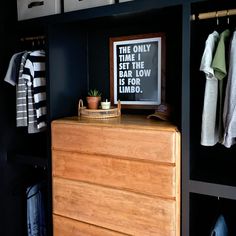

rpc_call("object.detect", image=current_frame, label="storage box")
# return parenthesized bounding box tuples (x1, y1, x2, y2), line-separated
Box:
(17, 0, 61, 21)
(64, 0, 115, 13)
(119, 0, 133, 2)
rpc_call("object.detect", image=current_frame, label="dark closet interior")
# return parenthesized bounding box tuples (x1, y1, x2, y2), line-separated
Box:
(48, 6, 182, 121)
(189, 1, 236, 236)
(190, 193, 236, 236)
(191, 2, 236, 186)
(0, 0, 236, 235)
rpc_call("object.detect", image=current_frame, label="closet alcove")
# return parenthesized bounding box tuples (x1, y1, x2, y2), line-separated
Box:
(190, 5, 236, 186)
(188, 1, 236, 235)
(2, 0, 236, 235)
(190, 193, 236, 236)
(48, 5, 182, 123)
(9, 2, 184, 236)
(4, 24, 51, 235)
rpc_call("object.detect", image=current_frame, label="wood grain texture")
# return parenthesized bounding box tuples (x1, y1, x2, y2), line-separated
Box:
(51, 115, 178, 131)
(175, 132, 181, 236)
(53, 177, 176, 236)
(52, 122, 176, 163)
(52, 150, 176, 198)
(52, 115, 180, 236)
(53, 214, 128, 236)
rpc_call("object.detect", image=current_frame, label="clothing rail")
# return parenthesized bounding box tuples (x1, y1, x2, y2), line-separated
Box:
(191, 8, 236, 21)
(20, 35, 45, 42)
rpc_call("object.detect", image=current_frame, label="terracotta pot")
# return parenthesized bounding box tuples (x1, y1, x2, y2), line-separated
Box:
(86, 96, 101, 109)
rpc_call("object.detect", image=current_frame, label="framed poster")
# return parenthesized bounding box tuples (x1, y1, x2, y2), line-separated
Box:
(110, 33, 166, 109)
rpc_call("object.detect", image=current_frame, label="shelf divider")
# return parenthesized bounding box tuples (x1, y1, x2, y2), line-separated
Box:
(189, 180, 236, 200)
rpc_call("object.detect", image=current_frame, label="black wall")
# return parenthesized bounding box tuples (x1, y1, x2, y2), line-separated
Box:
(0, 2, 34, 235)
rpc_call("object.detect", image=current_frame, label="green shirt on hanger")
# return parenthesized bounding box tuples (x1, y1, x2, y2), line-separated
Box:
(211, 29, 231, 142)
(212, 29, 230, 80)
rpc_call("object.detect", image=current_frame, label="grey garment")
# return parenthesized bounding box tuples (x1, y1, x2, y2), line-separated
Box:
(222, 31, 236, 148)
(16, 51, 29, 127)
(201, 79, 218, 146)
(27, 182, 47, 236)
(200, 31, 220, 146)
(210, 214, 228, 236)
(4, 51, 26, 86)
(27, 82, 40, 134)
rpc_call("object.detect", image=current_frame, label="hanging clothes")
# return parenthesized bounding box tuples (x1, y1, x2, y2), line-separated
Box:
(4, 51, 26, 86)
(26, 181, 47, 236)
(16, 51, 29, 127)
(211, 29, 231, 143)
(200, 31, 219, 146)
(21, 50, 46, 133)
(4, 49, 47, 134)
(210, 214, 228, 236)
(222, 30, 236, 148)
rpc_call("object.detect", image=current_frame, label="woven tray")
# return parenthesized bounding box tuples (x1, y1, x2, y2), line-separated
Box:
(78, 99, 121, 119)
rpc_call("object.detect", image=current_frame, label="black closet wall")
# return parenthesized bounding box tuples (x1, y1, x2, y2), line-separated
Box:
(0, 2, 51, 235)
(48, 7, 182, 122)
(1, 0, 236, 236)
(0, 2, 29, 236)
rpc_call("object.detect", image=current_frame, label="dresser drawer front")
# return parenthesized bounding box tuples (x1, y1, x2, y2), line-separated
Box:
(53, 177, 177, 236)
(52, 123, 178, 163)
(53, 214, 127, 236)
(52, 150, 176, 198)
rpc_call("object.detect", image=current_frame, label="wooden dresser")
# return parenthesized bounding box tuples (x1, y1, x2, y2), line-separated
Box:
(51, 115, 181, 236)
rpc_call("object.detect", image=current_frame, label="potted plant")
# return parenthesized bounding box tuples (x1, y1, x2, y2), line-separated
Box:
(86, 89, 102, 109)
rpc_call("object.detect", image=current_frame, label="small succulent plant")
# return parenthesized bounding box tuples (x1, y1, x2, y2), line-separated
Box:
(87, 89, 102, 97)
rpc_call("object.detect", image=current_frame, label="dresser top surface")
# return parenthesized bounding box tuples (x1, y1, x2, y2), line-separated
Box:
(52, 114, 179, 132)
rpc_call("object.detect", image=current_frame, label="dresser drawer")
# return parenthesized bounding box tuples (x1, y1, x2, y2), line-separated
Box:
(53, 214, 127, 236)
(53, 177, 177, 236)
(52, 150, 176, 198)
(51, 122, 178, 164)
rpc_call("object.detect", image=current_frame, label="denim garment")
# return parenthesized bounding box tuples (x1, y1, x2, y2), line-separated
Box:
(26, 182, 46, 236)
(210, 214, 228, 236)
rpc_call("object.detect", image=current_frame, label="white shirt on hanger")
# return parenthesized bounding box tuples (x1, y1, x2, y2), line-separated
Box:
(200, 31, 219, 146)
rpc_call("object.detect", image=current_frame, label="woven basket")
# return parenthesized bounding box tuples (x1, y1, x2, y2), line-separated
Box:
(78, 99, 121, 119)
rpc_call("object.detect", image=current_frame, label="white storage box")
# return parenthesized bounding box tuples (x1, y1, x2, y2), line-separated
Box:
(119, 0, 133, 2)
(64, 0, 115, 13)
(17, 0, 61, 21)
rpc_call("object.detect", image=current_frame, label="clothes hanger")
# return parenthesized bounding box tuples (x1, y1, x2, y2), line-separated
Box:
(227, 10, 230, 25)
(216, 11, 219, 27)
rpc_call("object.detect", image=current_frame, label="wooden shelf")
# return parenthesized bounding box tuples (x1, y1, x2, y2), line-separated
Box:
(189, 180, 236, 200)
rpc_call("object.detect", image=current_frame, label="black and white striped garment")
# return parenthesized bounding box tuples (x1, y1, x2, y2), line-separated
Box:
(22, 50, 46, 131)
(16, 51, 28, 127)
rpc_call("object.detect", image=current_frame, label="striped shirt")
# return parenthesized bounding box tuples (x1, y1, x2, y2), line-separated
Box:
(16, 51, 29, 127)
(22, 50, 47, 131)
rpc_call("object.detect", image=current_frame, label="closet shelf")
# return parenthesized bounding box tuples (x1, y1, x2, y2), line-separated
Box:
(189, 180, 236, 200)
(16, 0, 183, 26)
